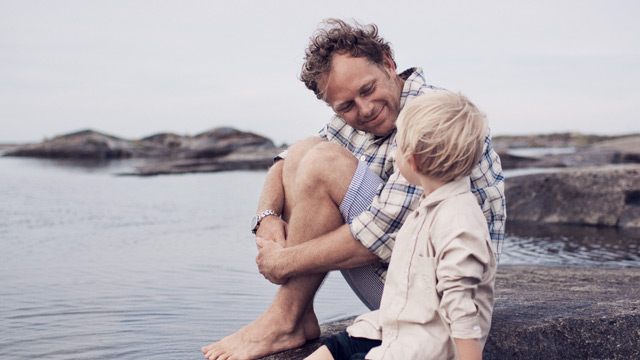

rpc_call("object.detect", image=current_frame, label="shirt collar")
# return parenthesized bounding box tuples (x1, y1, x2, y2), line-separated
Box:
(418, 176, 472, 209)
(399, 67, 420, 81)
(399, 67, 426, 110)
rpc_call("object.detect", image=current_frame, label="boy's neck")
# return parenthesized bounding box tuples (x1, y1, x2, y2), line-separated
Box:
(417, 174, 447, 197)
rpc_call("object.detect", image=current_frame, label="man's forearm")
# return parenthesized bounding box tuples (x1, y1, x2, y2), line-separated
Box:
(256, 160, 285, 215)
(280, 224, 379, 278)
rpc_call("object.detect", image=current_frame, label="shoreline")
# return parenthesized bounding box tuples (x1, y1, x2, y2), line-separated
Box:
(3, 129, 640, 174)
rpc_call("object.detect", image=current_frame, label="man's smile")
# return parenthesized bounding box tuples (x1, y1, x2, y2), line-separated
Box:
(361, 105, 384, 125)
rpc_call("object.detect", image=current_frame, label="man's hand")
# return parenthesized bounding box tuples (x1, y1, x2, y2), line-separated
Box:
(255, 237, 289, 285)
(255, 216, 287, 248)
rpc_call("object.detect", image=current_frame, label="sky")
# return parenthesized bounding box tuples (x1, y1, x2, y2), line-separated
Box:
(1, 0, 639, 145)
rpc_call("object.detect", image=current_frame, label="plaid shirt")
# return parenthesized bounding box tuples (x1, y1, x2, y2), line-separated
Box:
(318, 68, 506, 278)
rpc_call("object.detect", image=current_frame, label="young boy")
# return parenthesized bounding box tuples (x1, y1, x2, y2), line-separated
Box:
(306, 91, 498, 360)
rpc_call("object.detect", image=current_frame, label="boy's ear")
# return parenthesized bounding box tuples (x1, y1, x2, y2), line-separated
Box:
(408, 153, 420, 172)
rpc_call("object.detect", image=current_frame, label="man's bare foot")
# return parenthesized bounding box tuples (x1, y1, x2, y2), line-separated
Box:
(201, 309, 320, 360)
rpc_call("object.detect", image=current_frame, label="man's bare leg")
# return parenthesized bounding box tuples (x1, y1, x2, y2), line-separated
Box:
(202, 139, 357, 360)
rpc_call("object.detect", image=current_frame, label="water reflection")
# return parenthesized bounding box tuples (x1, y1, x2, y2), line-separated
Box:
(502, 222, 640, 267)
(507, 147, 576, 158)
(6, 156, 149, 174)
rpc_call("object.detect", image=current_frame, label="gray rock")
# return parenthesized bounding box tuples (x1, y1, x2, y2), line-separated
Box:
(505, 165, 640, 228)
(486, 265, 640, 360)
(262, 266, 640, 359)
(4, 129, 136, 159)
(178, 127, 277, 159)
(121, 145, 286, 176)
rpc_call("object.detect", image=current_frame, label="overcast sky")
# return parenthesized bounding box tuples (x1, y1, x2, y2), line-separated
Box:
(1, 0, 639, 145)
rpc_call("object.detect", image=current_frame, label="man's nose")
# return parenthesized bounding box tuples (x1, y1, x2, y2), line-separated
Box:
(356, 98, 375, 118)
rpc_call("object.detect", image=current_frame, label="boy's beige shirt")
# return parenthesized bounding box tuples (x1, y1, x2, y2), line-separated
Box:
(347, 176, 497, 360)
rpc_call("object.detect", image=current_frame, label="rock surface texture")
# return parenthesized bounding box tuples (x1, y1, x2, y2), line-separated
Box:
(505, 165, 640, 228)
(262, 266, 640, 360)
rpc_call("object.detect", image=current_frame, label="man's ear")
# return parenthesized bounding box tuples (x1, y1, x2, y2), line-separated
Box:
(382, 53, 396, 75)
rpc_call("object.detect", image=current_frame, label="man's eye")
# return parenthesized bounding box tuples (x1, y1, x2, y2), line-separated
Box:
(362, 86, 374, 96)
(339, 103, 353, 113)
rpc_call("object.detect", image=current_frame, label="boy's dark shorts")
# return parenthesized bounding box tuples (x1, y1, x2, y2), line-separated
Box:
(321, 331, 381, 360)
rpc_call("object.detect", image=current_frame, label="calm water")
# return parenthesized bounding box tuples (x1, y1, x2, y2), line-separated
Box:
(0, 157, 368, 359)
(1, 157, 639, 359)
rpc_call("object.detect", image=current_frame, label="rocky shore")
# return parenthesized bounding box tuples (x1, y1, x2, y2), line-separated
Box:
(262, 265, 640, 360)
(495, 133, 640, 229)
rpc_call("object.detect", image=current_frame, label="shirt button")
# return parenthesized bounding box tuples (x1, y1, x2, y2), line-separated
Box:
(473, 325, 480, 332)
(359, 155, 367, 162)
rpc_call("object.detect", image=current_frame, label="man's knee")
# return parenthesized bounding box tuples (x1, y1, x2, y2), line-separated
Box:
(282, 137, 326, 181)
(297, 142, 357, 199)
(303, 142, 356, 170)
(285, 138, 356, 181)
(286, 136, 326, 163)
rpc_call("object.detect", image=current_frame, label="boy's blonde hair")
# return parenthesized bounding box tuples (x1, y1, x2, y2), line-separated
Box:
(395, 91, 487, 182)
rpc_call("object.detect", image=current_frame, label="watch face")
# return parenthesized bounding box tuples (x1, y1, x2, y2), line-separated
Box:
(251, 216, 258, 231)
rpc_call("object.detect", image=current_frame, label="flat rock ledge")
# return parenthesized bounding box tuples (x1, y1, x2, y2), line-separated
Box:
(262, 265, 640, 360)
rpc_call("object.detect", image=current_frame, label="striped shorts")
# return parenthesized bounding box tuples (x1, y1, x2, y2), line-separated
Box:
(338, 160, 386, 311)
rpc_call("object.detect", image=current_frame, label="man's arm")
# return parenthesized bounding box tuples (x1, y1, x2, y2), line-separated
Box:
(254, 160, 287, 246)
(256, 224, 378, 284)
(470, 134, 506, 260)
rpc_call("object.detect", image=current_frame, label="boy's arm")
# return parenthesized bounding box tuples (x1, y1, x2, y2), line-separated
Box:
(454, 338, 482, 360)
(434, 222, 493, 343)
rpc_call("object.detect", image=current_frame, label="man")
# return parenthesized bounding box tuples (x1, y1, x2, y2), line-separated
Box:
(202, 19, 505, 360)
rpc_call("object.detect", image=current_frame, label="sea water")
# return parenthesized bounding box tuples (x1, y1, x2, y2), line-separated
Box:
(0, 157, 638, 359)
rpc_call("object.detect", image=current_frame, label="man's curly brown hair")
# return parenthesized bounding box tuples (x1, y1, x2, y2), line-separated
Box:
(300, 19, 395, 100)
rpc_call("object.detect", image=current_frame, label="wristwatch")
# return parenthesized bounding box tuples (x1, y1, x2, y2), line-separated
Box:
(251, 209, 279, 234)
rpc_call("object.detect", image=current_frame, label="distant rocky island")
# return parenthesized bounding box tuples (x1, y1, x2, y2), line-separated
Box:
(2, 127, 287, 175)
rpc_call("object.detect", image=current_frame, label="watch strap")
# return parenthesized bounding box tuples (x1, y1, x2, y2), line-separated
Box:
(251, 209, 279, 234)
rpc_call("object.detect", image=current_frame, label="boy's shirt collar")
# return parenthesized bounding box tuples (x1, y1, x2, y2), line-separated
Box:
(418, 176, 472, 209)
